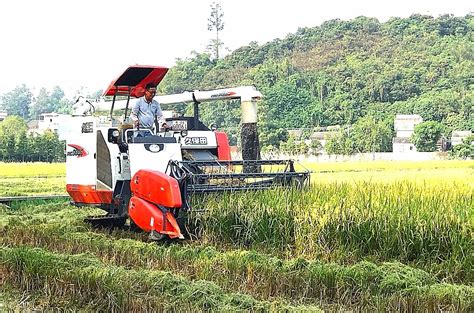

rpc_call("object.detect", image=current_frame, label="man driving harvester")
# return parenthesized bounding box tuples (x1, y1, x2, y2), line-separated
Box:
(130, 83, 169, 136)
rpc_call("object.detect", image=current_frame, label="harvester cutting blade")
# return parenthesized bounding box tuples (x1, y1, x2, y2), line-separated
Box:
(167, 159, 310, 206)
(84, 215, 127, 228)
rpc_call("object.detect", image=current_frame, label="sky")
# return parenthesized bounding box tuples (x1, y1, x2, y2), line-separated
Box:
(0, 0, 471, 97)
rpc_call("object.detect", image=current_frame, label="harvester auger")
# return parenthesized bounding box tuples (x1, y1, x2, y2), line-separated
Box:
(66, 65, 310, 241)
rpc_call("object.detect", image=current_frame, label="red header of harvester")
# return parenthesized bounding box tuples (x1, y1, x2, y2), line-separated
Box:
(103, 65, 168, 98)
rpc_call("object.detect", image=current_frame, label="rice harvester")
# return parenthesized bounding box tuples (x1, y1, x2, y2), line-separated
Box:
(66, 65, 309, 240)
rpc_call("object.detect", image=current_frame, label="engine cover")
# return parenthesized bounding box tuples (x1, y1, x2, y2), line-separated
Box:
(130, 169, 182, 208)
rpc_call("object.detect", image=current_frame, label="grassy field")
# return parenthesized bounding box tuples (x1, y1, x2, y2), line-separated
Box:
(0, 160, 473, 311)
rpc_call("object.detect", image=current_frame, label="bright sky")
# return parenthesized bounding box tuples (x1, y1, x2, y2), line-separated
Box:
(0, 0, 471, 97)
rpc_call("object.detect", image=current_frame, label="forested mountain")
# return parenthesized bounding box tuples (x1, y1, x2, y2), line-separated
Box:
(159, 14, 473, 150)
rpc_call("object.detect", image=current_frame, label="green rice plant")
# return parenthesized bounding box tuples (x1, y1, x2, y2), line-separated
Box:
(0, 177, 65, 196)
(0, 246, 322, 312)
(0, 162, 66, 196)
(1, 221, 473, 311)
(192, 181, 473, 282)
(3, 178, 472, 284)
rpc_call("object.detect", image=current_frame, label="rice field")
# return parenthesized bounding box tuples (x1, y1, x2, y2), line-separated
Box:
(0, 161, 473, 311)
(0, 162, 66, 196)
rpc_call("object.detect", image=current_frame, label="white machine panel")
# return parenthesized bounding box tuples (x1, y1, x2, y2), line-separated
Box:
(66, 117, 97, 186)
(128, 141, 182, 176)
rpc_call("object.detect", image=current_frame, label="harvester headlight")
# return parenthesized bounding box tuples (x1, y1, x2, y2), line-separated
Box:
(107, 128, 120, 143)
(210, 124, 217, 131)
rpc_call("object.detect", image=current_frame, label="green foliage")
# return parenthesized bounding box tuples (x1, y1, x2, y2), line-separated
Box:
(0, 116, 28, 161)
(324, 117, 393, 155)
(325, 129, 356, 155)
(1, 85, 72, 121)
(260, 75, 317, 129)
(450, 135, 474, 159)
(259, 125, 288, 150)
(0, 116, 64, 162)
(309, 138, 323, 155)
(351, 116, 393, 153)
(279, 134, 308, 155)
(0, 84, 32, 119)
(159, 52, 215, 95)
(158, 14, 473, 150)
(411, 121, 445, 152)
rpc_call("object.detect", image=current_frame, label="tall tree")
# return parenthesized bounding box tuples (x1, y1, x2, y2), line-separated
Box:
(0, 116, 28, 160)
(30, 87, 51, 119)
(0, 84, 32, 119)
(411, 121, 445, 152)
(207, 2, 225, 59)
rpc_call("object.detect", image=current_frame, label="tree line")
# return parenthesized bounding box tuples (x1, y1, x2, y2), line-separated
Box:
(0, 116, 64, 162)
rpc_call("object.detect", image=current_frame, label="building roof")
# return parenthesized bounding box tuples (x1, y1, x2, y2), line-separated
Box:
(27, 120, 38, 129)
(395, 114, 422, 120)
(452, 130, 472, 137)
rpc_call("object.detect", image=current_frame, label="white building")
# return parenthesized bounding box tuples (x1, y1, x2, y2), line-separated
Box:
(393, 137, 417, 153)
(451, 130, 472, 146)
(37, 112, 72, 140)
(393, 114, 423, 153)
(394, 114, 423, 138)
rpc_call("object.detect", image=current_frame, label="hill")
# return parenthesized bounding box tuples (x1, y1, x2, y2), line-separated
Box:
(159, 14, 473, 150)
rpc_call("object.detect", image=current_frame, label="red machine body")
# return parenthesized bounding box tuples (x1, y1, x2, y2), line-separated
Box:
(215, 131, 231, 160)
(66, 184, 113, 204)
(128, 170, 183, 239)
(103, 65, 168, 98)
(130, 169, 182, 208)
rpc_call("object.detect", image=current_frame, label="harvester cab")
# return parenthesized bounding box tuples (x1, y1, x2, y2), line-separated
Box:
(66, 65, 310, 241)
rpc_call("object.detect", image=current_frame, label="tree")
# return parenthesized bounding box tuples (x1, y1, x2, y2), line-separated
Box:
(450, 135, 473, 159)
(0, 116, 28, 160)
(41, 129, 64, 162)
(207, 2, 225, 60)
(325, 129, 356, 155)
(30, 86, 70, 118)
(309, 139, 323, 156)
(16, 131, 28, 162)
(0, 84, 32, 119)
(351, 116, 393, 153)
(279, 134, 308, 155)
(411, 121, 445, 152)
(160, 52, 214, 95)
(260, 76, 316, 129)
(30, 87, 51, 119)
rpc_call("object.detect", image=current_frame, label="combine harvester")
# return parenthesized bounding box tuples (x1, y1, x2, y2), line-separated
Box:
(66, 65, 309, 240)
